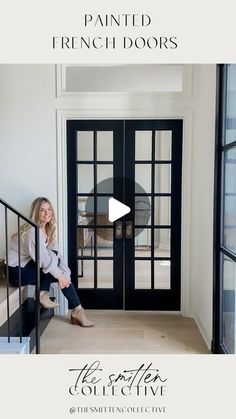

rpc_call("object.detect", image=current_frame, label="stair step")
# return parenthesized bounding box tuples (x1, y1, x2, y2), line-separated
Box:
(0, 281, 27, 327)
(0, 337, 30, 354)
(0, 298, 54, 353)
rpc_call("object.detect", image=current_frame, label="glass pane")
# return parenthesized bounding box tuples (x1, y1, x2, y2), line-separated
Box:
(97, 165, 113, 192)
(97, 228, 113, 257)
(226, 65, 236, 145)
(78, 260, 94, 288)
(97, 197, 112, 226)
(97, 260, 113, 288)
(155, 131, 172, 160)
(221, 254, 236, 353)
(78, 196, 87, 214)
(223, 147, 236, 253)
(97, 131, 113, 161)
(77, 164, 93, 193)
(135, 229, 171, 257)
(77, 131, 93, 160)
(135, 131, 152, 160)
(155, 197, 171, 225)
(226, 129, 236, 146)
(77, 227, 94, 257)
(224, 195, 236, 253)
(155, 164, 171, 193)
(78, 196, 94, 225)
(134, 260, 151, 289)
(135, 260, 151, 289)
(135, 198, 151, 226)
(65, 65, 184, 93)
(154, 228, 170, 257)
(135, 164, 151, 193)
(135, 228, 151, 257)
(154, 261, 171, 289)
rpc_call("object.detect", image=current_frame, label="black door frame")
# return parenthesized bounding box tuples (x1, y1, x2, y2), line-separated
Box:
(67, 120, 124, 309)
(124, 120, 182, 310)
(67, 119, 183, 310)
(212, 64, 223, 353)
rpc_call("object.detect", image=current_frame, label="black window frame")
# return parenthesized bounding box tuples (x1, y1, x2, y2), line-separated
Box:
(213, 64, 236, 354)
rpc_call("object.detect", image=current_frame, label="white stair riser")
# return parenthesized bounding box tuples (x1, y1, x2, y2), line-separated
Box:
(0, 286, 27, 327)
(0, 337, 30, 354)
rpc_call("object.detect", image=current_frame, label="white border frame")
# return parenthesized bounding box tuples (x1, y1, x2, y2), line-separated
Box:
(56, 64, 192, 99)
(56, 107, 193, 317)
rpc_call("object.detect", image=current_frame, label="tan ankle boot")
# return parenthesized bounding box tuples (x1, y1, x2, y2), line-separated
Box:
(39, 291, 59, 309)
(71, 308, 94, 327)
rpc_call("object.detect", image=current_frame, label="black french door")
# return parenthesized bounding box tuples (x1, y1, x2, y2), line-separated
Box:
(67, 119, 182, 310)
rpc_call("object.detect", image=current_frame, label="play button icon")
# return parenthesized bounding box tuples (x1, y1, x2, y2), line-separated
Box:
(84, 176, 150, 240)
(108, 198, 131, 222)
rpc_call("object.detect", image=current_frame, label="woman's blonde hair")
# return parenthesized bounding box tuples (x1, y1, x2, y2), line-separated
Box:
(12, 197, 57, 246)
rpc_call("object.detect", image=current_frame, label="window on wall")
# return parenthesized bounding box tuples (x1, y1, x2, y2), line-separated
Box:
(57, 64, 189, 95)
(215, 64, 236, 354)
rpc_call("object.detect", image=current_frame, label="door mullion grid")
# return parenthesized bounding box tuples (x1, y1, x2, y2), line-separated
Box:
(135, 160, 171, 164)
(68, 119, 182, 310)
(123, 121, 126, 306)
(151, 130, 155, 290)
(94, 130, 98, 289)
(135, 193, 171, 197)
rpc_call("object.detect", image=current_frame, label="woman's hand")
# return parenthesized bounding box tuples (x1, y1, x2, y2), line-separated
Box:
(58, 273, 71, 289)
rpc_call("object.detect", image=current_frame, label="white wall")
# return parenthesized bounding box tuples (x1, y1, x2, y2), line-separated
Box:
(0, 64, 216, 349)
(0, 65, 57, 254)
(190, 65, 216, 347)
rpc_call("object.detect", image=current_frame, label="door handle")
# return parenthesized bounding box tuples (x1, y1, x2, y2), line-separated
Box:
(126, 221, 133, 239)
(115, 221, 123, 239)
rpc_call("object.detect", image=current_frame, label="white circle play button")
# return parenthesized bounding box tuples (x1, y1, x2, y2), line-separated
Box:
(83, 176, 150, 240)
(108, 198, 131, 222)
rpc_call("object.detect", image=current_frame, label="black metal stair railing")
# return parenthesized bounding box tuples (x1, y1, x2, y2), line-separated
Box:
(0, 198, 40, 354)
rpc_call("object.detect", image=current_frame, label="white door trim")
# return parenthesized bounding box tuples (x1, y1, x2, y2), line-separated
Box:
(56, 107, 193, 316)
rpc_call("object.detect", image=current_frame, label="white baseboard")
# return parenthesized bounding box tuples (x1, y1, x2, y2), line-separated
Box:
(51, 283, 68, 316)
(192, 315, 212, 351)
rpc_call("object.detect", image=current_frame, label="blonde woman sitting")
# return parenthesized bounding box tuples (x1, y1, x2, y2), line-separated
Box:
(6, 197, 94, 327)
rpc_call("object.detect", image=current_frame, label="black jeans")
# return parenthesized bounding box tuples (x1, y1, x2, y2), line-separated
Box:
(7, 260, 81, 309)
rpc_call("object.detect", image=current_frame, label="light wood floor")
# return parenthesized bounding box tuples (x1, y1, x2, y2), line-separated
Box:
(40, 311, 210, 354)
